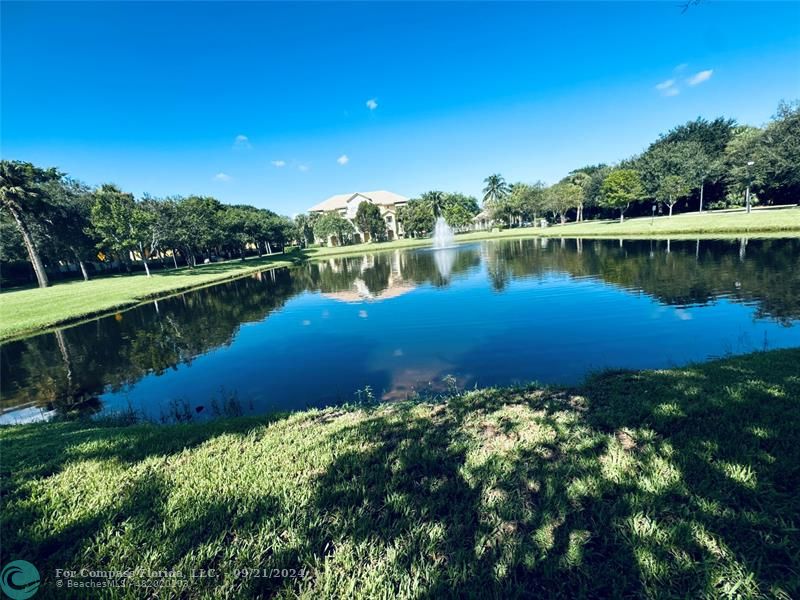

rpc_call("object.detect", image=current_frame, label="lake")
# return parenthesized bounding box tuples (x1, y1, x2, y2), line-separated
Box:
(2, 237, 799, 424)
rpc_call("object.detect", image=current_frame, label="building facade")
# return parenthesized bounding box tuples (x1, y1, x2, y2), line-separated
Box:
(308, 190, 409, 245)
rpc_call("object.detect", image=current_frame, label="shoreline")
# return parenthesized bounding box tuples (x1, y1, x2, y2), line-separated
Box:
(2, 348, 798, 597)
(2, 206, 799, 341)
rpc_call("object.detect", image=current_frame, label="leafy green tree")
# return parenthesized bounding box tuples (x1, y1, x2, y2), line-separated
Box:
(91, 185, 159, 276)
(654, 117, 736, 211)
(600, 169, 645, 223)
(0, 160, 62, 287)
(313, 211, 354, 246)
(443, 202, 474, 229)
(482, 174, 510, 208)
(355, 201, 387, 242)
(175, 196, 224, 265)
(639, 141, 705, 216)
(151, 197, 183, 268)
(443, 193, 479, 216)
(726, 102, 800, 206)
(656, 175, 692, 217)
(262, 213, 294, 252)
(220, 205, 253, 259)
(723, 126, 763, 208)
(397, 198, 435, 237)
(564, 172, 591, 221)
(545, 182, 583, 224)
(759, 101, 800, 204)
(294, 213, 316, 247)
(45, 178, 98, 280)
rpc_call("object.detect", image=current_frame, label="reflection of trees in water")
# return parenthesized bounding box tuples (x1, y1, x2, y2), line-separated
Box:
(2, 238, 798, 419)
(481, 238, 800, 324)
(1, 269, 299, 417)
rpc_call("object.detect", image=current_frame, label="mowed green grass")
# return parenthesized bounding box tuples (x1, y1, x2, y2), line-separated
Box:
(2, 349, 798, 598)
(0, 255, 294, 340)
(531, 205, 800, 238)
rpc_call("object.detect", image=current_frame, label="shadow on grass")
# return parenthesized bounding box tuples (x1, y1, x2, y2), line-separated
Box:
(1, 349, 798, 597)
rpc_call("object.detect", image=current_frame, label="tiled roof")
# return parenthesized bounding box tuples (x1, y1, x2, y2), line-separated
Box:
(309, 190, 409, 212)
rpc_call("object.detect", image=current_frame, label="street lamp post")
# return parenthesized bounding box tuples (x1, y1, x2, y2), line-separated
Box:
(651, 204, 656, 225)
(745, 161, 755, 214)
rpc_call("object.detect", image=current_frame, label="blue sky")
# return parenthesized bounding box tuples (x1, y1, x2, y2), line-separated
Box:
(2, 2, 799, 215)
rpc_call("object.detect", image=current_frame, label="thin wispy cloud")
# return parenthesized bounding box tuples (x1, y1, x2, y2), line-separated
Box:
(298, 164, 310, 172)
(214, 172, 231, 182)
(656, 79, 675, 90)
(366, 98, 378, 110)
(271, 160, 286, 168)
(233, 134, 251, 149)
(337, 154, 349, 165)
(687, 69, 713, 85)
(655, 78, 679, 96)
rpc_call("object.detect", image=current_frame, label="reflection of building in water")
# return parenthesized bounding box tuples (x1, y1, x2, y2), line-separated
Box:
(322, 251, 416, 302)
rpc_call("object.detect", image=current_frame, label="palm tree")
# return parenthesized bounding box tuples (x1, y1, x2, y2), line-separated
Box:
(421, 190, 446, 217)
(0, 161, 61, 288)
(482, 174, 510, 207)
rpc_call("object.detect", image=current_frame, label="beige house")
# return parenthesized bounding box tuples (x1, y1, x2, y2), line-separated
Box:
(308, 190, 409, 245)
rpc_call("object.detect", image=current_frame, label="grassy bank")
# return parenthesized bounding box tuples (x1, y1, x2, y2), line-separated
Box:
(0, 255, 294, 341)
(2, 206, 798, 341)
(1, 349, 798, 598)
(530, 205, 800, 238)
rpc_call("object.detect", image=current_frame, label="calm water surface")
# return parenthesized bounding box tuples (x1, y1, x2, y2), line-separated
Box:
(2, 237, 799, 423)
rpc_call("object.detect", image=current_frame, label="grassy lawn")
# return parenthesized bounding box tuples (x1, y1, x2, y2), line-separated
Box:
(1, 348, 798, 598)
(2, 206, 798, 341)
(0, 255, 294, 341)
(525, 205, 800, 238)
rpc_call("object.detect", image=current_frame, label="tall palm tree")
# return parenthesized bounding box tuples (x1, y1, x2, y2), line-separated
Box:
(421, 190, 446, 217)
(482, 174, 510, 207)
(0, 161, 61, 288)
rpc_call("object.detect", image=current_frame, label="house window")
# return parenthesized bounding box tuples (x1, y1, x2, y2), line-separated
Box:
(385, 215, 393, 223)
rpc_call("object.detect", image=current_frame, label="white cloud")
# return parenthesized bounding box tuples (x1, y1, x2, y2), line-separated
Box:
(233, 134, 251, 149)
(337, 154, 349, 165)
(213, 172, 231, 182)
(271, 160, 286, 168)
(366, 98, 378, 110)
(674, 63, 688, 72)
(655, 78, 680, 96)
(298, 164, 310, 172)
(687, 69, 713, 85)
(655, 79, 675, 91)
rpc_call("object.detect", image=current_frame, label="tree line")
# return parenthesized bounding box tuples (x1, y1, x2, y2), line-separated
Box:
(0, 162, 295, 288)
(475, 101, 799, 227)
(2, 102, 797, 286)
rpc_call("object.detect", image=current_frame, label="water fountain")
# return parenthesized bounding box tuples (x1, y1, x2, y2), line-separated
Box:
(432, 216, 455, 250)
(432, 214, 456, 280)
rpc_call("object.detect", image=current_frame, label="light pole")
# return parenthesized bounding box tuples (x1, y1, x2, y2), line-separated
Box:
(745, 161, 754, 214)
(651, 204, 656, 225)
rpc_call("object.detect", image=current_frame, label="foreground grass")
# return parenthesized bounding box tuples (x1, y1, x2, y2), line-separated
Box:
(2, 349, 798, 598)
(0, 255, 294, 340)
